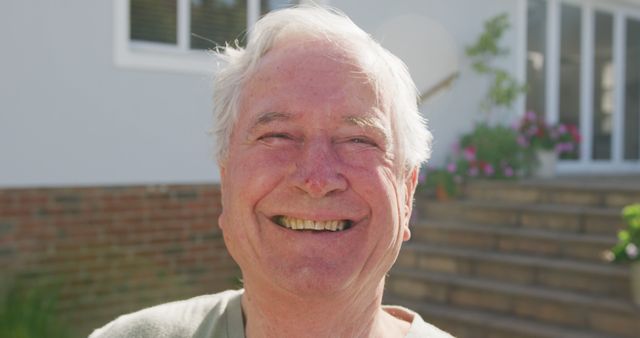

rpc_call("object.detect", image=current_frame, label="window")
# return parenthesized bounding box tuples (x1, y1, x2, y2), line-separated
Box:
(592, 11, 614, 159)
(525, 0, 640, 171)
(130, 0, 177, 45)
(624, 18, 640, 160)
(114, 0, 300, 73)
(558, 4, 581, 130)
(525, 0, 547, 116)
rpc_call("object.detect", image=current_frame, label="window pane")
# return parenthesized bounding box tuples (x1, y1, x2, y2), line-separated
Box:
(592, 11, 614, 160)
(130, 0, 177, 44)
(526, 0, 547, 115)
(190, 0, 247, 50)
(625, 18, 640, 160)
(260, 0, 296, 15)
(559, 4, 581, 132)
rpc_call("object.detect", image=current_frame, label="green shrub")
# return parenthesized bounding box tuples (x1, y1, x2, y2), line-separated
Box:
(0, 277, 70, 338)
(606, 204, 640, 263)
(450, 123, 529, 180)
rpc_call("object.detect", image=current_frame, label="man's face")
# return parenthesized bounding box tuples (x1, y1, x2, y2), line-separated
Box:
(218, 39, 418, 297)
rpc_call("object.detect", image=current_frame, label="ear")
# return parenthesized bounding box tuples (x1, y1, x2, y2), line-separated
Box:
(217, 163, 226, 230)
(218, 161, 226, 194)
(402, 166, 419, 242)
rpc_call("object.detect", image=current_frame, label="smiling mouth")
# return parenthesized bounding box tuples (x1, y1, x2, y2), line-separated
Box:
(272, 215, 353, 232)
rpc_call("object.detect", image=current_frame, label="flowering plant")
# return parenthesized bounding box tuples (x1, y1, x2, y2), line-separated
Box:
(418, 167, 461, 200)
(446, 124, 526, 180)
(515, 111, 581, 159)
(605, 204, 640, 263)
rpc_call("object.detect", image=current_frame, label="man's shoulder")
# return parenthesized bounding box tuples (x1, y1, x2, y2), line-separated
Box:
(383, 304, 454, 338)
(407, 318, 454, 338)
(89, 289, 243, 338)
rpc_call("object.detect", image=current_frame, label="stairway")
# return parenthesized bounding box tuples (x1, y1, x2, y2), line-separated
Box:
(386, 178, 640, 338)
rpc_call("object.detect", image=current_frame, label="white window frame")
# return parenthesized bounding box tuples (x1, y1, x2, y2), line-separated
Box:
(113, 0, 326, 74)
(519, 0, 640, 174)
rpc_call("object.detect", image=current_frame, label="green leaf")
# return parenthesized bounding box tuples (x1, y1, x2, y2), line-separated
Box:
(465, 13, 526, 116)
(623, 204, 640, 228)
(618, 230, 630, 242)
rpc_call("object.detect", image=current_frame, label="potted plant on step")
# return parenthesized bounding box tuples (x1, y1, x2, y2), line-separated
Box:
(514, 111, 580, 178)
(452, 124, 525, 180)
(605, 204, 640, 305)
(418, 167, 460, 202)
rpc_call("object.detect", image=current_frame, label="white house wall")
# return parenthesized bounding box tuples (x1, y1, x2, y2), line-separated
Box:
(0, 1, 219, 188)
(0, 0, 521, 188)
(332, 0, 523, 167)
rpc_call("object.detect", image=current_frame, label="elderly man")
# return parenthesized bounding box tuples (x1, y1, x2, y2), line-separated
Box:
(90, 5, 452, 338)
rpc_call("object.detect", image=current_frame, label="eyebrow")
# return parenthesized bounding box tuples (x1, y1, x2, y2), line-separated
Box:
(343, 115, 383, 130)
(249, 112, 293, 133)
(343, 115, 391, 143)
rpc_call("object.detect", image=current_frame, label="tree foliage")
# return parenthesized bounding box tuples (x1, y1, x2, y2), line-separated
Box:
(466, 13, 527, 118)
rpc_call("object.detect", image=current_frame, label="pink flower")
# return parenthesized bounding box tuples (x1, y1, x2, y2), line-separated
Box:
(447, 162, 457, 173)
(555, 142, 574, 154)
(626, 243, 638, 259)
(517, 135, 529, 147)
(557, 124, 567, 134)
(463, 146, 476, 161)
(503, 166, 514, 177)
(483, 163, 494, 176)
(525, 111, 537, 121)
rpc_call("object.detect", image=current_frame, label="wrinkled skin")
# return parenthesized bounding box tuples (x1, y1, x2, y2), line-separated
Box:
(218, 38, 418, 337)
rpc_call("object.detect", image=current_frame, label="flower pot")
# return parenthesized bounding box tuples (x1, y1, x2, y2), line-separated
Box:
(435, 184, 450, 202)
(533, 150, 557, 178)
(631, 262, 640, 305)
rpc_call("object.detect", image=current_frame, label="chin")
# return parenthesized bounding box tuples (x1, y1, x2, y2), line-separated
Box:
(265, 257, 365, 298)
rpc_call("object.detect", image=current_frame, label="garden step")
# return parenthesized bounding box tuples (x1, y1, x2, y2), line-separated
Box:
(411, 220, 616, 263)
(384, 294, 630, 338)
(463, 178, 640, 208)
(387, 267, 639, 338)
(416, 199, 624, 235)
(397, 243, 630, 299)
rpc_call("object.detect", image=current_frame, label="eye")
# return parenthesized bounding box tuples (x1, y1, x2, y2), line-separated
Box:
(259, 133, 292, 140)
(348, 136, 378, 147)
(257, 132, 297, 145)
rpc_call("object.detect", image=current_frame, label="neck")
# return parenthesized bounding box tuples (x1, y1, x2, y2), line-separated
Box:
(241, 279, 408, 338)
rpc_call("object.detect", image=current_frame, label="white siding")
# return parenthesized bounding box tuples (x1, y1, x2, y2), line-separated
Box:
(0, 1, 219, 187)
(0, 0, 522, 187)
(332, 0, 522, 166)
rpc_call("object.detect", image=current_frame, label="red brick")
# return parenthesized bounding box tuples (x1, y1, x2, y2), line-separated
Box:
(1, 183, 237, 331)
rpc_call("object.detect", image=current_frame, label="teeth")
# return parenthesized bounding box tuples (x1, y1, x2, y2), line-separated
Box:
(278, 216, 349, 232)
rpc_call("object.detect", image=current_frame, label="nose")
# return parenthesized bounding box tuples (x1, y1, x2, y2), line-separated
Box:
(291, 138, 348, 198)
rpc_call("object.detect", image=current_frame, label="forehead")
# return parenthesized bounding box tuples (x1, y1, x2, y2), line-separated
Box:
(237, 38, 382, 120)
(257, 37, 371, 82)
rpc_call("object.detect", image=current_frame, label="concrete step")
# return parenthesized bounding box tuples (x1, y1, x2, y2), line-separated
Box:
(411, 220, 616, 263)
(384, 294, 630, 338)
(416, 200, 624, 235)
(397, 243, 630, 299)
(387, 267, 639, 338)
(403, 178, 640, 337)
(463, 178, 640, 209)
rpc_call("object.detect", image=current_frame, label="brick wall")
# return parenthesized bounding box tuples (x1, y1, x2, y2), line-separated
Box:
(0, 184, 241, 337)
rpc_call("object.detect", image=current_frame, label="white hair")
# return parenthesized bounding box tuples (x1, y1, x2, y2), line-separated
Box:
(212, 5, 432, 169)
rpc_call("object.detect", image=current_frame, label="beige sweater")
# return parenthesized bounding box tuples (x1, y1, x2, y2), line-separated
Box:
(89, 289, 454, 338)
